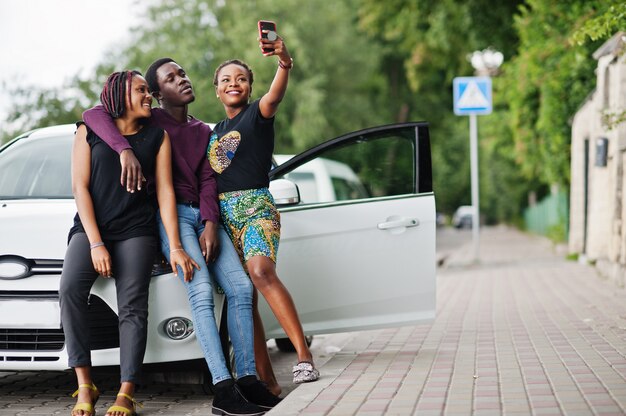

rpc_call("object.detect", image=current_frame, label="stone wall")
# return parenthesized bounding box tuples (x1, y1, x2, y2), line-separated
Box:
(569, 33, 626, 287)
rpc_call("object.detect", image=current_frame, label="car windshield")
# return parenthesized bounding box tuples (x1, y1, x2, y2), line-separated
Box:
(0, 134, 73, 199)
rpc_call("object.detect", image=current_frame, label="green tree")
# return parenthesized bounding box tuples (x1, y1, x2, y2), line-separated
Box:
(572, 1, 626, 131)
(571, 1, 626, 45)
(357, 0, 523, 215)
(501, 0, 602, 188)
(2, 0, 387, 155)
(117, 0, 387, 153)
(1, 75, 101, 144)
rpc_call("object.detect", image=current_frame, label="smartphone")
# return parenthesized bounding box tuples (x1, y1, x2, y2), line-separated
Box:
(258, 20, 277, 53)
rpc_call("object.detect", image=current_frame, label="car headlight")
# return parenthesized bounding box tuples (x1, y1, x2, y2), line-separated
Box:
(164, 317, 194, 340)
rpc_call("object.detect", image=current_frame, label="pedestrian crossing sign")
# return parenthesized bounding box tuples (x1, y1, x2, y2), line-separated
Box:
(453, 77, 492, 115)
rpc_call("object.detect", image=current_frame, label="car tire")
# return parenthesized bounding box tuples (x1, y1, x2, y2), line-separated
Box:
(274, 336, 313, 352)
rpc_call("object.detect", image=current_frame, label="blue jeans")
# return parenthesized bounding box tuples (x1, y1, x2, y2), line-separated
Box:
(157, 204, 255, 383)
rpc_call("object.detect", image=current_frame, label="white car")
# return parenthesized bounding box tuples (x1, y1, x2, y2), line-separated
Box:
(273, 154, 369, 203)
(452, 205, 475, 229)
(0, 122, 436, 380)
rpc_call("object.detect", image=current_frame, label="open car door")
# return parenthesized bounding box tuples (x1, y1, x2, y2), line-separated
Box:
(261, 122, 436, 338)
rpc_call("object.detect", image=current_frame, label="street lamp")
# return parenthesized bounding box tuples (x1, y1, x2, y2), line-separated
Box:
(469, 48, 504, 77)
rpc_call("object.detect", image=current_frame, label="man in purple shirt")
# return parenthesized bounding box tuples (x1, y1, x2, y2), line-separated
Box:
(83, 58, 280, 416)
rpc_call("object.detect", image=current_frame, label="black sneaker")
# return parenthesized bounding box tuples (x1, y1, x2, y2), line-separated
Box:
(212, 379, 265, 416)
(237, 376, 282, 410)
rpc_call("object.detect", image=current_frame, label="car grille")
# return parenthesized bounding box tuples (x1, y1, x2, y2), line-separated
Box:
(0, 290, 59, 300)
(0, 329, 65, 352)
(0, 292, 119, 354)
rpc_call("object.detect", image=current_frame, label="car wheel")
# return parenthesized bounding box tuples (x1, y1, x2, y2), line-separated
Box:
(274, 336, 313, 352)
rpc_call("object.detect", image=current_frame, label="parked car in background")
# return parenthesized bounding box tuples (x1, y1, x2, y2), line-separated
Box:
(0, 122, 436, 382)
(452, 205, 475, 229)
(273, 154, 369, 203)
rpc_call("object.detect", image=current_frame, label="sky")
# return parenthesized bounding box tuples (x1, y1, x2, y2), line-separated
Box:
(0, 0, 146, 124)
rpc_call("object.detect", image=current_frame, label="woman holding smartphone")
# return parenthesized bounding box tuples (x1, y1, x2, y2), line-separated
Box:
(60, 70, 197, 416)
(209, 27, 320, 389)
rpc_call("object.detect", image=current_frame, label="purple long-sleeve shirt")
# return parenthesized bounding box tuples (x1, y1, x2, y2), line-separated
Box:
(83, 105, 219, 224)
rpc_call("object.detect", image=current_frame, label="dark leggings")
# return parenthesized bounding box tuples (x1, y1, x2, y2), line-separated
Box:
(59, 232, 156, 383)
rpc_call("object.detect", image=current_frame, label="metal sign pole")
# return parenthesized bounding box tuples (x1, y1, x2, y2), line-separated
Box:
(469, 114, 480, 261)
(453, 75, 493, 264)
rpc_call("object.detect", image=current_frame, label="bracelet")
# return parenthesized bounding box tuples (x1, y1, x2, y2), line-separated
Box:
(278, 58, 293, 70)
(170, 248, 185, 253)
(90, 242, 105, 250)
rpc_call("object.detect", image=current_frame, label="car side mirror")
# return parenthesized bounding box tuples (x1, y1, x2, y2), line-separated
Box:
(269, 179, 300, 206)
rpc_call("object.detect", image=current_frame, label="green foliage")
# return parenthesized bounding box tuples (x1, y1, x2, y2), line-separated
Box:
(571, 1, 626, 45)
(546, 222, 567, 244)
(357, 0, 523, 215)
(602, 109, 626, 130)
(570, 2, 626, 132)
(1, 75, 101, 144)
(501, 0, 601, 187)
(479, 104, 531, 225)
(117, 0, 388, 153)
(2, 0, 386, 154)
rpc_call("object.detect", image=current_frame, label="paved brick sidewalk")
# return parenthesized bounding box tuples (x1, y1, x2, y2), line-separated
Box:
(0, 323, 351, 415)
(271, 226, 626, 415)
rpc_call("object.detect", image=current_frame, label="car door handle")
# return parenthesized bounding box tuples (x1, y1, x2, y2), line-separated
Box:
(377, 217, 420, 230)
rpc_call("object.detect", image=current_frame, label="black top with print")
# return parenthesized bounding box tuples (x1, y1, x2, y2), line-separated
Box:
(209, 100, 275, 193)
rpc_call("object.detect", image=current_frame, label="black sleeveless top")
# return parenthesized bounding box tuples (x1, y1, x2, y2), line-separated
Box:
(69, 123, 164, 242)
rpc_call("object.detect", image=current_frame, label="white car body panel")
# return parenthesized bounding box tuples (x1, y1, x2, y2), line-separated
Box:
(260, 194, 436, 338)
(0, 200, 74, 259)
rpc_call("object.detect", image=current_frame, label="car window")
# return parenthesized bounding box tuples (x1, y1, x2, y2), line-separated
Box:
(0, 134, 73, 199)
(279, 131, 415, 204)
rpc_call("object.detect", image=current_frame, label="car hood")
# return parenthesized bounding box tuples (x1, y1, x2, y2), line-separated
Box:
(0, 199, 75, 259)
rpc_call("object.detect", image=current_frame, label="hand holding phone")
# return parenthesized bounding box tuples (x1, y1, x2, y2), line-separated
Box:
(258, 20, 277, 53)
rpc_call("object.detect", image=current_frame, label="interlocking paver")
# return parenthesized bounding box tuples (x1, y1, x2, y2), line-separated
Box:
(0, 324, 358, 415)
(270, 227, 626, 415)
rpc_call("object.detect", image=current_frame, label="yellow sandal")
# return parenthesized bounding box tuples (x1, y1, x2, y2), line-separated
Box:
(105, 392, 143, 416)
(71, 383, 100, 416)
